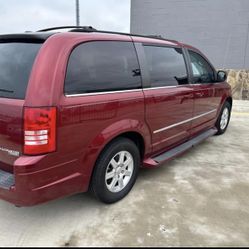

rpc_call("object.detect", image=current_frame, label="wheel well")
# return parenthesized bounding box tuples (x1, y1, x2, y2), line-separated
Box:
(118, 132, 145, 158)
(89, 131, 145, 191)
(226, 97, 233, 108)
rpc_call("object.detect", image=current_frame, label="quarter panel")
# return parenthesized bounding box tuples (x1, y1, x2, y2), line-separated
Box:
(58, 91, 151, 185)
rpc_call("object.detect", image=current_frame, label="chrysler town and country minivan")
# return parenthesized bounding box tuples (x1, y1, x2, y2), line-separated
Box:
(0, 26, 232, 206)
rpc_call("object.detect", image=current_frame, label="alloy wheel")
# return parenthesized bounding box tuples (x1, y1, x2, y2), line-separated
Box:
(105, 151, 134, 193)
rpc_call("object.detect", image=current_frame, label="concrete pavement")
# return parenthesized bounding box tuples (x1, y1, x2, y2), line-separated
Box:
(0, 100, 249, 247)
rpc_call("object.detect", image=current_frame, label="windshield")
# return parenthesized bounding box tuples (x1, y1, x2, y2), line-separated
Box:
(0, 42, 42, 99)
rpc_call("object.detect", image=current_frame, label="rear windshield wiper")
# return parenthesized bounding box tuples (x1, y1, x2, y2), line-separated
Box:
(0, 88, 14, 93)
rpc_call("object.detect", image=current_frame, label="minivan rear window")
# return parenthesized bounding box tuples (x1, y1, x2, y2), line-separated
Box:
(65, 41, 142, 95)
(0, 42, 42, 99)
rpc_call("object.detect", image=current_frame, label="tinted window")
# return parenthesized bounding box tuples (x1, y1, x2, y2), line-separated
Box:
(144, 46, 188, 87)
(189, 50, 215, 83)
(65, 41, 141, 94)
(0, 42, 42, 99)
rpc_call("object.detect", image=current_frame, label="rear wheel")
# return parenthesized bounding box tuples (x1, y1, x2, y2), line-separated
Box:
(215, 101, 231, 135)
(91, 137, 140, 204)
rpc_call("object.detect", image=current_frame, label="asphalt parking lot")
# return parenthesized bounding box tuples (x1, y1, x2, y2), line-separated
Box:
(0, 100, 248, 247)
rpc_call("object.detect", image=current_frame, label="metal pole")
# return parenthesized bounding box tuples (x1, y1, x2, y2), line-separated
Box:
(76, 0, 80, 26)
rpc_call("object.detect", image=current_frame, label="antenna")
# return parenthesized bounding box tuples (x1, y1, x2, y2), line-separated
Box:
(76, 0, 80, 26)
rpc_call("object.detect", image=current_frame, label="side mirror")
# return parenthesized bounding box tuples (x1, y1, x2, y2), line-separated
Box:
(217, 70, 227, 82)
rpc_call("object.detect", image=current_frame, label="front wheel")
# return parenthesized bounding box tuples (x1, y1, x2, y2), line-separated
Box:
(91, 137, 140, 204)
(215, 101, 231, 135)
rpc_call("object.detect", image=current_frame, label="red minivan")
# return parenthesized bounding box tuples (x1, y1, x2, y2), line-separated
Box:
(0, 26, 232, 206)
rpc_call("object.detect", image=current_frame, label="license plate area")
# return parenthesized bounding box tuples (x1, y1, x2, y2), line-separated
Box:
(0, 170, 14, 190)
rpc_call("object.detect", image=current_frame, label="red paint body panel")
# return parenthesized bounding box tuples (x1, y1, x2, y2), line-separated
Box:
(0, 32, 232, 206)
(0, 98, 24, 171)
(143, 86, 194, 154)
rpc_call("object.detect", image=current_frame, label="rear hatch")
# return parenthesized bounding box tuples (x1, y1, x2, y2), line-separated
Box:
(0, 38, 43, 172)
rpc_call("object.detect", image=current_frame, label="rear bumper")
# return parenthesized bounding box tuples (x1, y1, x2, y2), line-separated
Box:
(0, 172, 84, 207)
(0, 155, 87, 206)
(0, 174, 83, 207)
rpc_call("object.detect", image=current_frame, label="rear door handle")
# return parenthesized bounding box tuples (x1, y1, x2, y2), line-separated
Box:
(196, 93, 204, 97)
(181, 94, 194, 104)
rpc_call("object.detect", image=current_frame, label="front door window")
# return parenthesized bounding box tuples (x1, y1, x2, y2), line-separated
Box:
(189, 51, 215, 84)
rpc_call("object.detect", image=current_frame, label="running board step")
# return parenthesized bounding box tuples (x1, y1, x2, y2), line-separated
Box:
(144, 128, 217, 167)
(0, 170, 15, 190)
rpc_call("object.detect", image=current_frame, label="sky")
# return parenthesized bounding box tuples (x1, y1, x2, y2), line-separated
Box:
(0, 0, 130, 34)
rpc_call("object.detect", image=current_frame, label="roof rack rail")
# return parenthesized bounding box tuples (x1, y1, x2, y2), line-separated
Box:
(37, 26, 96, 32)
(85, 30, 178, 44)
(147, 35, 164, 39)
(36, 26, 179, 44)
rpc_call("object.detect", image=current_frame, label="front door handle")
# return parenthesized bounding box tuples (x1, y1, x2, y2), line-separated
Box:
(183, 94, 194, 99)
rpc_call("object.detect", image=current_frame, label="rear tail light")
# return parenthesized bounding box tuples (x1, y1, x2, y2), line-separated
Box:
(24, 107, 56, 155)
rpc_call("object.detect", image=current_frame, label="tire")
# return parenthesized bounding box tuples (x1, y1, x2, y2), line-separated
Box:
(215, 101, 231, 135)
(91, 137, 140, 204)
